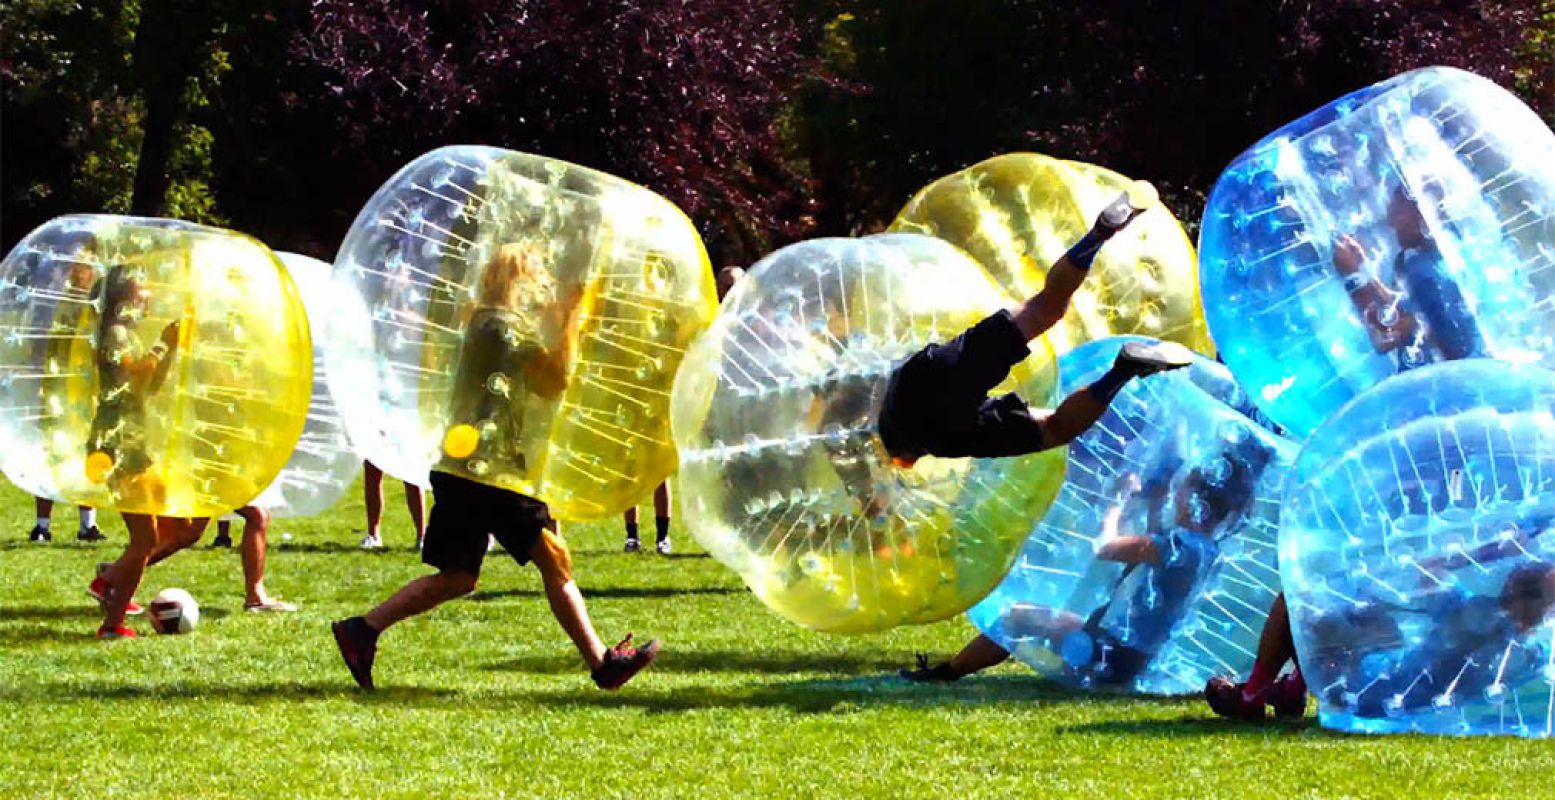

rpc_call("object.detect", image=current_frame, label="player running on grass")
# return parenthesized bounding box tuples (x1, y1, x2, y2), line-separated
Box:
(331, 243, 657, 691)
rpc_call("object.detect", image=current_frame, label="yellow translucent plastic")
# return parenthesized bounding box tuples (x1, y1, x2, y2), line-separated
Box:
(329, 146, 717, 519)
(891, 153, 1212, 354)
(671, 233, 1067, 633)
(0, 215, 312, 517)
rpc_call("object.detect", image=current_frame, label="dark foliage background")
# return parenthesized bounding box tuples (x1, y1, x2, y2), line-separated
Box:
(4, 0, 1553, 262)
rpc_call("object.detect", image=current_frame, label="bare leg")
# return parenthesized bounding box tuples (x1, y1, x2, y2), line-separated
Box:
(1032, 388, 1107, 449)
(653, 483, 671, 519)
(404, 481, 426, 546)
(530, 525, 607, 669)
(35, 496, 53, 519)
(948, 634, 1013, 677)
(101, 514, 175, 630)
(364, 461, 384, 539)
(623, 506, 639, 526)
(237, 506, 272, 606)
(146, 516, 206, 567)
(1011, 255, 1091, 341)
(1247, 593, 1297, 686)
(363, 570, 477, 633)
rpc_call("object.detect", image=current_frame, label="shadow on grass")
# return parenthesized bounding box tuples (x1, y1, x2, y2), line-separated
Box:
(0, 541, 111, 552)
(468, 586, 743, 602)
(0, 681, 460, 706)
(484, 648, 907, 675)
(1059, 716, 1319, 737)
(273, 541, 415, 555)
(473, 673, 1168, 715)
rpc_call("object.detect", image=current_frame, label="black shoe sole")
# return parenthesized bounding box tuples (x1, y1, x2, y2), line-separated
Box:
(331, 621, 376, 691)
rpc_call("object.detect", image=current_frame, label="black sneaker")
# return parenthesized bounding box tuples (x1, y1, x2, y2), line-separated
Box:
(332, 617, 379, 690)
(623, 537, 641, 554)
(77, 526, 106, 543)
(591, 633, 659, 690)
(27, 525, 51, 543)
(900, 653, 961, 682)
(1095, 180, 1158, 235)
(211, 531, 233, 548)
(1115, 340, 1194, 378)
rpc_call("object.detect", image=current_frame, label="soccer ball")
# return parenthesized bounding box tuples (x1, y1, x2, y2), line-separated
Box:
(148, 588, 200, 635)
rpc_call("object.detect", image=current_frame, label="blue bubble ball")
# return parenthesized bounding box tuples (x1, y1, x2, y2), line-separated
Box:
(1281, 359, 1555, 738)
(1200, 66, 1555, 438)
(967, 336, 1297, 694)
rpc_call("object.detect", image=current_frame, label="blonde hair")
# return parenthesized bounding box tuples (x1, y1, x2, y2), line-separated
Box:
(477, 242, 555, 312)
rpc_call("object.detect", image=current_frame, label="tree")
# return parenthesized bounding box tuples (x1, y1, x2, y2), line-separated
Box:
(796, 0, 1553, 236)
(216, 0, 820, 264)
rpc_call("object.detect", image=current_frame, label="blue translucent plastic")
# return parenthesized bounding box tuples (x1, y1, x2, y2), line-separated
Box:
(1282, 360, 1555, 738)
(1200, 67, 1555, 438)
(967, 336, 1297, 694)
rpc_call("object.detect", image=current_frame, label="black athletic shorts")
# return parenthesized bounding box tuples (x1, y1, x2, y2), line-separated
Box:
(422, 471, 556, 577)
(877, 310, 1049, 460)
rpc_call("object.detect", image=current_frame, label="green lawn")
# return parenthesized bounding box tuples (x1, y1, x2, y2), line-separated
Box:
(0, 479, 1548, 799)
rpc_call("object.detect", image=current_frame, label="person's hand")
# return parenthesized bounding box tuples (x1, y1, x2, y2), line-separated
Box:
(1333, 234, 1366, 275)
(159, 321, 181, 349)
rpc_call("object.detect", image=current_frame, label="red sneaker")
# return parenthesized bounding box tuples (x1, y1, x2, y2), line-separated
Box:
(1205, 676, 1266, 721)
(1269, 672, 1308, 719)
(87, 576, 144, 616)
(97, 625, 136, 640)
(591, 633, 660, 690)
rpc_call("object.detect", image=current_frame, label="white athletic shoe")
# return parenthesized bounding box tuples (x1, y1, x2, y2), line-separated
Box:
(359, 533, 384, 550)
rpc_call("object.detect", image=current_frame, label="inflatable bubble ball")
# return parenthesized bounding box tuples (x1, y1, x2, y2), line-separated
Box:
(327, 146, 717, 519)
(1201, 66, 1555, 438)
(0, 215, 312, 517)
(891, 152, 1211, 355)
(968, 336, 1296, 693)
(1282, 359, 1555, 738)
(672, 233, 1067, 633)
(247, 253, 362, 518)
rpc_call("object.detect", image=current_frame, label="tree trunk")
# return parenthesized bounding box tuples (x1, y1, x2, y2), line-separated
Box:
(128, 0, 218, 216)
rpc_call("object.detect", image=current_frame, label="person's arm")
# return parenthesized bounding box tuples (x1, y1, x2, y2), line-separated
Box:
(1333, 235, 1419, 353)
(526, 282, 588, 398)
(1096, 535, 1162, 565)
(144, 321, 180, 393)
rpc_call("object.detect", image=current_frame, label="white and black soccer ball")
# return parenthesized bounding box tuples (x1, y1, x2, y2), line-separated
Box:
(148, 588, 200, 635)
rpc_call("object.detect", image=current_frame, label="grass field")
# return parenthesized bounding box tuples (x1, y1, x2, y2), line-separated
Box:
(0, 479, 1549, 799)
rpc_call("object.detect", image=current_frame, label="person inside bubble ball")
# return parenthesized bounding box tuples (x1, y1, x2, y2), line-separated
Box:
(1207, 536, 1555, 721)
(1331, 179, 1488, 371)
(904, 440, 1272, 683)
(332, 242, 658, 692)
(84, 263, 198, 639)
(877, 184, 1194, 469)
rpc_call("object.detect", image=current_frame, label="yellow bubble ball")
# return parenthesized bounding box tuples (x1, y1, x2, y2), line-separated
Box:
(672, 234, 1067, 634)
(890, 153, 1211, 355)
(0, 215, 313, 517)
(329, 146, 717, 519)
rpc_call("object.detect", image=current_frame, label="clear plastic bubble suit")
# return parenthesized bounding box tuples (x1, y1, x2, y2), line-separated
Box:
(891, 153, 1212, 354)
(673, 234, 1066, 633)
(0, 215, 312, 516)
(1200, 67, 1555, 438)
(1282, 360, 1555, 738)
(247, 253, 362, 517)
(328, 146, 716, 519)
(968, 336, 1296, 693)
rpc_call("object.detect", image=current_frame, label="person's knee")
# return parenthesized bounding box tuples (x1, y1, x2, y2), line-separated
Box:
(239, 506, 270, 532)
(437, 570, 479, 597)
(532, 529, 575, 587)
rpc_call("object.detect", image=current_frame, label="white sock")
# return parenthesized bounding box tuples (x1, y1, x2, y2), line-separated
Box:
(35, 517, 50, 531)
(78, 507, 96, 530)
